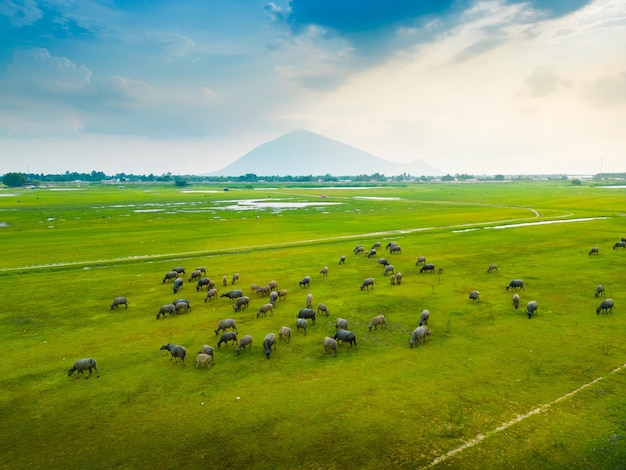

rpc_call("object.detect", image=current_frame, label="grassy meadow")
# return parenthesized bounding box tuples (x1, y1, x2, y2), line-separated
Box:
(1, 180, 625, 469)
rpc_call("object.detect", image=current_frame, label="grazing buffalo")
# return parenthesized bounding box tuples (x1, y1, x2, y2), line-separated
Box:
(217, 332, 238, 348)
(233, 296, 250, 312)
(319, 266, 328, 276)
(597, 299, 614, 315)
(204, 288, 218, 302)
(256, 303, 274, 318)
(214, 318, 238, 335)
(323, 337, 337, 357)
(221, 289, 244, 300)
(110, 296, 129, 310)
(360, 278, 375, 291)
(366, 249, 377, 258)
(335, 317, 348, 330)
(278, 326, 291, 343)
(385, 242, 397, 250)
(306, 293, 313, 309)
(339, 255, 346, 264)
(172, 267, 186, 275)
(389, 245, 401, 254)
(296, 318, 307, 335)
(174, 300, 191, 314)
(172, 277, 184, 294)
(162, 271, 178, 283)
(378, 257, 389, 267)
(415, 256, 426, 266)
(160, 344, 186, 363)
(333, 329, 357, 348)
(383, 265, 394, 276)
(371, 242, 381, 250)
(299, 276, 311, 288)
(409, 326, 431, 348)
(469, 291, 480, 302)
(368, 315, 386, 331)
(196, 277, 214, 291)
(231, 273, 240, 285)
(589, 247, 599, 256)
(487, 264, 498, 273)
(526, 301, 538, 319)
(156, 304, 176, 319)
(614, 241, 626, 250)
(188, 269, 203, 282)
(68, 358, 99, 378)
(236, 335, 253, 354)
(512, 294, 520, 309)
(506, 279, 525, 291)
(595, 285, 605, 298)
(420, 263, 435, 273)
(263, 333, 276, 359)
(297, 308, 316, 324)
(419, 309, 430, 326)
(354, 245, 365, 255)
(317, 303, 329, 316)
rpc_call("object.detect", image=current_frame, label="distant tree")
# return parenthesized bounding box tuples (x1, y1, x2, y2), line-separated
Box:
(174, 177, 188, 187)
(3, 172, 28, 187)
(441, 174, 454, 181)
(571, 179, 582, 186)
(494, 174, 505, 181)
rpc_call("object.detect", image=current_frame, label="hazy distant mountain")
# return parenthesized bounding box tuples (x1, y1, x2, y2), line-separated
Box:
(210, 129, 442, 177)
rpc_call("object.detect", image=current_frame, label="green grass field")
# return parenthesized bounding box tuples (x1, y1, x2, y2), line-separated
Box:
(1, 180, 625, 469)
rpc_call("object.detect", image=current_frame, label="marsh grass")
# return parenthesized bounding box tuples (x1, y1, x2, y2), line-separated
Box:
(0, 181, 625, 469)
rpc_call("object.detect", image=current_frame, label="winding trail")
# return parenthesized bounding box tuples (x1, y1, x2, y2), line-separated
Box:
(0, 209, 605, 274)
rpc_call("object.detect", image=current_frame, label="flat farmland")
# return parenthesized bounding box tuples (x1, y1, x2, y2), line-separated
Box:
(0, 180, 625, 469)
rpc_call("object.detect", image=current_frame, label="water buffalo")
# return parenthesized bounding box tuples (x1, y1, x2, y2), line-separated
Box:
(217, 332, 238, 348)
(366, 249, 377, 258)
(333, 329, 357, 348)
(296, 318, 307, 335)
(174, 300, 191, 314)
(160, 344, 186, 363)
(360, 278, 375, 291)
(469, 291, 480, 302)
(263, 333, 276, 359)
(204, 288, 218, 302)
(221, 289, 244, 300)
(196, 277, 214, 291)
(195, 353, 213, 370)
(420, 263, 435, 273)
(386, 242, 397, 250)
(487, 264, 498, 273)
(162, 271, 178, 283)
(278, 326, 291, 342)
(110, 296, 129, 310)
(236, 335, 253, 354)
(597, 299, 614, 314)
(383, 265, 394, 276)
(233, 296, 250, 312)
(172, 277, 184, 294)
(256, 303, 274, 318)
(378, 257, 389, 267)
(156, 304, 176, 319)
(323, 337, 337, 357)
(526, 300, 538, 319)
(339, 255, 346, 264)
(613, 241, 626, 250)
(299, 276, 311, 288)
(68, 358, 99, 378)
(306, 293, 313, 309)
(317, 303, 329, 316)
(335, 317, 348, 330)
(389, 245, 401, 254)
(214, 318, 238, 335)
(172, 267, 186, 275)
(419, 309, 430, 326)
(512, 293, 520, 309)
(506, 279, 525, 291)
(415, 256, 426, 266)
(368, 315, 386, 331)
(372, 242, 381, 250)
(188, 269, 203, 282)
(297, 308, 316, 324)
(595, 285, 605, 298)
(588, 247, 599, 256)
(353, 245, 364, 255)
(409, 326, 431, 348)
(319, 266, 328, 276)
(231, 273, 240, 285)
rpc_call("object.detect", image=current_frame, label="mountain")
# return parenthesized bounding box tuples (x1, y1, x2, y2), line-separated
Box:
(210, 129, 443, 177)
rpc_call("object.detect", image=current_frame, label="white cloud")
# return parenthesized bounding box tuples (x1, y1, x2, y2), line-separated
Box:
(0, 0, 42, 26)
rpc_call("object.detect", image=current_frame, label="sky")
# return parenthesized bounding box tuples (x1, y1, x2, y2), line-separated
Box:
(1, 0, 625, 176)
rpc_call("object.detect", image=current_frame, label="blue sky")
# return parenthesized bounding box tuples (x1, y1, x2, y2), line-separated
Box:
(1, 0, 624, 175)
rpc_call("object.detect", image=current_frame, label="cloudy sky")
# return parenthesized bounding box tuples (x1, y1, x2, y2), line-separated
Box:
(1, 0, 625, 176)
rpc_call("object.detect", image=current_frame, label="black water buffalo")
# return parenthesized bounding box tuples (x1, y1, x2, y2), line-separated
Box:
(526, 300, 538, 319)
(297, 308, 316, 324)
(506, 279, 525, 291)
(221, 289, 244, 300)
(333, 329, 357, 348)
(597, 299, 614, 314)
(420, 263, 435, 273)
(299, 276, 311, 288)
